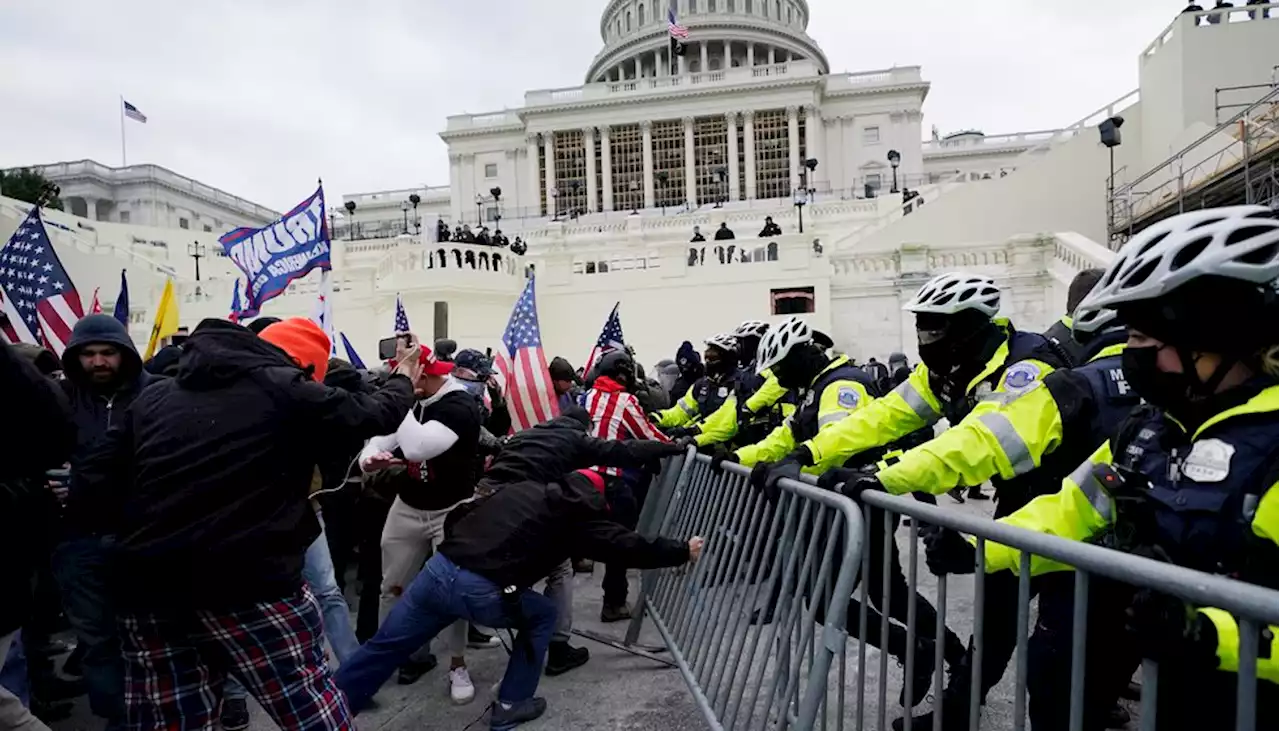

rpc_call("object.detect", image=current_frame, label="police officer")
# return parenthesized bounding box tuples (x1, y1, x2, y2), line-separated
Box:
(932, 206, 1279, 731)
(694, 321, 795, 449)
(872, 305, 1138, 729)
(717, 318, 960, 705)
(756, 273, 1067, 493)
(1043, 267, 1106, 368)
(652, 333, 739, 437)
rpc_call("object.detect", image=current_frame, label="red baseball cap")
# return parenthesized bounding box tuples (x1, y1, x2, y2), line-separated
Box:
(419, 344, 455, 376)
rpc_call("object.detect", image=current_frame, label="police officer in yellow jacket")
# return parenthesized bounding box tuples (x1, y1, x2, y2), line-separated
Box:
(690, 320, 795, 449)
(715, 317, 966, 705)
(652, 333, 739, 436)
(756, 272, 1069, 494)
(870, 308, 1140, 730)
(929, 206, 1280, 731)
(1041, 267, 1106, 368)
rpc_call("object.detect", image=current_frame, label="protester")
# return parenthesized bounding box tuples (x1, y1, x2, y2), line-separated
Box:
(54, 314, 161, 731)
(436, 218, 450, 242)
(671, 341, 703, 401)
(713, 222, 735, 240)
(69, 317, 420, 731)
(359, 343, 485, 703)
(548, 356, 584, 412)
(758, 216, 782, 237)
(0, 340, 76, 731)
(690, 226, 706, 243)
(335, 467, 702, 729)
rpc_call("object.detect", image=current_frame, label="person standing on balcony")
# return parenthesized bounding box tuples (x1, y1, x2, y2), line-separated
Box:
(758, 216, 782, 237)
(714, 222, 735, 240)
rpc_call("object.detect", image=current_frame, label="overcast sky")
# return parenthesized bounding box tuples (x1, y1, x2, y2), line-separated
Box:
(0, 0, 1178, 212)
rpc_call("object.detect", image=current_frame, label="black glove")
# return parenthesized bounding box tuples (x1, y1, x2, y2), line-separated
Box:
(923, 528, 977, 576)
(815, 467, 884, 501)
(750, 447, 813, 502)
(710, 446, 739, 473)
(1125, 589, 1219, 671)
(673, 436, 697, 450)
(628, 440, 686, 462)
(816, 467, 861, 493)
(668, 426, 700, 440)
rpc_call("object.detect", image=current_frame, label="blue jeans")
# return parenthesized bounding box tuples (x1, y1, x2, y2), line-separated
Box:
(52, 536, 124, 724)
(335, 553, 556, 712)
(0, 633, 29, 705)
(226, 524, 359, 702)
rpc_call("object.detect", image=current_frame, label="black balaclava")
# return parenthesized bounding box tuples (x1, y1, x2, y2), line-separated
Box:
(915, 310, 1002, 384)
(739, 335, 762, 367)
(772, 343, 831, 390)
(704, 345, 738, 379)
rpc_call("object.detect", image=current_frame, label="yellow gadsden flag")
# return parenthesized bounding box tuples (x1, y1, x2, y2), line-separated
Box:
(143, 279, 180, 360)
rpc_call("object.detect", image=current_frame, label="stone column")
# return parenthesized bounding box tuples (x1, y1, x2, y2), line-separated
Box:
(743, 110, 757, 200)
(83, 198, 97, 221)
(641, 120, 655, 209)
(804, 104, 822, 188)
(700, 42, 709, 73)
(653, 49, 661, 77)
(583, 127, 597, 214)
(449, 153, 464, 223)
(683, 116, 697, 207)
(543, 132, 557, 217)
(726, 111, 740, 201)
(723, 40, 732, 69)
(787, 105, 801, 192)
(768, 46, 775, 65)
(525, 134, 540, 218)
(601, 125, 614, 212)
(746, 43, 755, 67)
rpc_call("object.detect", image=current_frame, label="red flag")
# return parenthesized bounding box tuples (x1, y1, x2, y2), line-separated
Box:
(90, 288, 103, 314)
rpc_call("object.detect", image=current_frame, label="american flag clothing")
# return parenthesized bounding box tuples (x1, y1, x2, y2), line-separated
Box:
(584, 376, 670, 476)
(0, 207, 84, 354)
(394, 295, 411, 333)
(584, 302, 625, 377)
(495, 275, 559, 432)
(123, 99, 147, 123)
(667, 7, 689, 38)
(119, 586, 352, 731)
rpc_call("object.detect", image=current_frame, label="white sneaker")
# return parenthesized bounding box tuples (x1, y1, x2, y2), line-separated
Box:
(449, 666, 475, 705)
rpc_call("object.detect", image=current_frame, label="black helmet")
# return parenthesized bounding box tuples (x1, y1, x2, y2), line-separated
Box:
(596, 349, 636, 387)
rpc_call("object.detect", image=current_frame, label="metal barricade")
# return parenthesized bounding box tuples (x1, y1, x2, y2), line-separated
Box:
(624, 450, 866, 731)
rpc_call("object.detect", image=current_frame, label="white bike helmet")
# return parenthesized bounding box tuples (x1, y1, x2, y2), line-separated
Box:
(755, 317, 812, 373)
(704, 332, 738, 354)
(904, 273, 1001, 317)
(1070, 305, 1119, 337)
(1077, 206, 1278, 312)
(734, 320, 770, 338)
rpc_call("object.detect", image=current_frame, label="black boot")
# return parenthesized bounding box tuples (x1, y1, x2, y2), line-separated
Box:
(544, 640, 590, 676)
(966, 485, 989, 500)
(396, 654, 438, 685)
(894, 655, 973, 731)
(897, 637, 937, 709)
(946, 487, 966, 504)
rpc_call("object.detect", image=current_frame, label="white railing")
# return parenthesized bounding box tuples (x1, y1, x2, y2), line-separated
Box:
(824, 66, 925, 91)
(443, 111, 523, 132)
(1142, 3, 1277, 64)
(923, 128, 1072, 153)
(29, 160, 279, 221)
(525, 59, 836, 106)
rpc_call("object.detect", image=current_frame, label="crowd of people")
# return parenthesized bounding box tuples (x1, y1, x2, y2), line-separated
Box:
(435, 219, 526, 254)
(1, 206, 1276, 731)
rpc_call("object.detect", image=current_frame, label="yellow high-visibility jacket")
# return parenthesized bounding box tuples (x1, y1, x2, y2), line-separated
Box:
(801, 321, 1058, 472)
(984, 386, 1280, 683)
(875, 343, 1128, 496)
(735, 356, 876, 475)
(694, 370, 791, 447)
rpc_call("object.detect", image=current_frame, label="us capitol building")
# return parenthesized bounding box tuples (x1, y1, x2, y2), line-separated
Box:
(5, 2, 1276, 367)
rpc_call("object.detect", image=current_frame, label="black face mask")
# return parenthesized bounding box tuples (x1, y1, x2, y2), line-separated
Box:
(705, 356, 733, 378)
(1122, 345, 1193, 414)
(773, 346, 827, 390)
(918, 330, 990, 379)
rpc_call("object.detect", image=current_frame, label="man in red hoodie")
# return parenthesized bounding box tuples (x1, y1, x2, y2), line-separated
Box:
(581, 349, 671, 622)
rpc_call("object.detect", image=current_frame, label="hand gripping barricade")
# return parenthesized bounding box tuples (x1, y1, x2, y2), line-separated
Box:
(623, 448, 1278, 731)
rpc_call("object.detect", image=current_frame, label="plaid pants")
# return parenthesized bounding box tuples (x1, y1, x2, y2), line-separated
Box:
(119, 586, 352, 731)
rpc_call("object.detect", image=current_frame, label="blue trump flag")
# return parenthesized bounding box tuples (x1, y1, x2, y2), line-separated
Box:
(112, 269, 129, 327)
(219, 185, 330, 319)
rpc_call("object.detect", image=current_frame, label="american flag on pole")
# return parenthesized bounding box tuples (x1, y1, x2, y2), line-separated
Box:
(123, 100, 147, 123)
(394, 294, 411, 333)
(494, 275, 559, 432)
(668, 7, 689, 38)
(583, 302, 625, 377)
(0, 208, 84, 354)
(310, 270, 338, 356)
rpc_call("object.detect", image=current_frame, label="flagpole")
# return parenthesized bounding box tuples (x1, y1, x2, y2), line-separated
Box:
(119, 95, 127, 167)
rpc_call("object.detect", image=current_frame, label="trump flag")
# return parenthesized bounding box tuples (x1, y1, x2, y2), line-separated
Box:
(219, 185, 330, 319)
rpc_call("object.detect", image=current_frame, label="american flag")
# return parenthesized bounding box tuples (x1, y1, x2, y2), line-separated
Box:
(0, 208, 84, 354)
(668, 8, 689, 38)
(583, 302, 625, 377)
(123, 99, 147, 123)
(310, 270, 338, 356)
(494, 275, 559, 432)
(394, 294, 411, 333)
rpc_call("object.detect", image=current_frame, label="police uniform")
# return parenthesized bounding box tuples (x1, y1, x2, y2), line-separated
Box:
(734, 356, 878, 474)
(801, 318, 1066, 483)
(985, 383, 1280, 730)
(693, 368, 794, 449)
(1043, 314, 1090, 368)
(652, 373, 736, 429)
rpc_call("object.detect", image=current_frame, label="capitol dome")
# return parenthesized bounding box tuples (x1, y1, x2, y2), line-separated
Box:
(586, 0, 828, 83)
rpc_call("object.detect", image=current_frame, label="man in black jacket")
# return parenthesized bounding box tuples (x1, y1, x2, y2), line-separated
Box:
(0, 339, 75, 731)
(71, 318, 419, 731)
(336, 468, 701, 729)
(52, 313, 159, 730)
(478, 407, 684, 675)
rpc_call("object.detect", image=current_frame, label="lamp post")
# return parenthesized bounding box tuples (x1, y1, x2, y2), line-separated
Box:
(474, 194, 485, 227)
(569, 181, 581, 219)
(887, 149, 901, 193)
(793, 159, 818, 233)
(328, 206, 337, 239)
(490, 187, 503, 231)
(656, 171, 669, 216)
(1098, 115, 1125, 245)
(409, 193, 421, 234)
(628, 181, 640, 215)
(550, 187, 560, 221)
(713, 165, 727, 208)
(187, 241, 205, 281)
(401, 200, 410, 234)
(343, 200, 357, 240)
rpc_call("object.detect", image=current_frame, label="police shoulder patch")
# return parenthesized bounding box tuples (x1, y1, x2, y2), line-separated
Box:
(1001, 362, 1043, 394)
(836, 386, 860, 409)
